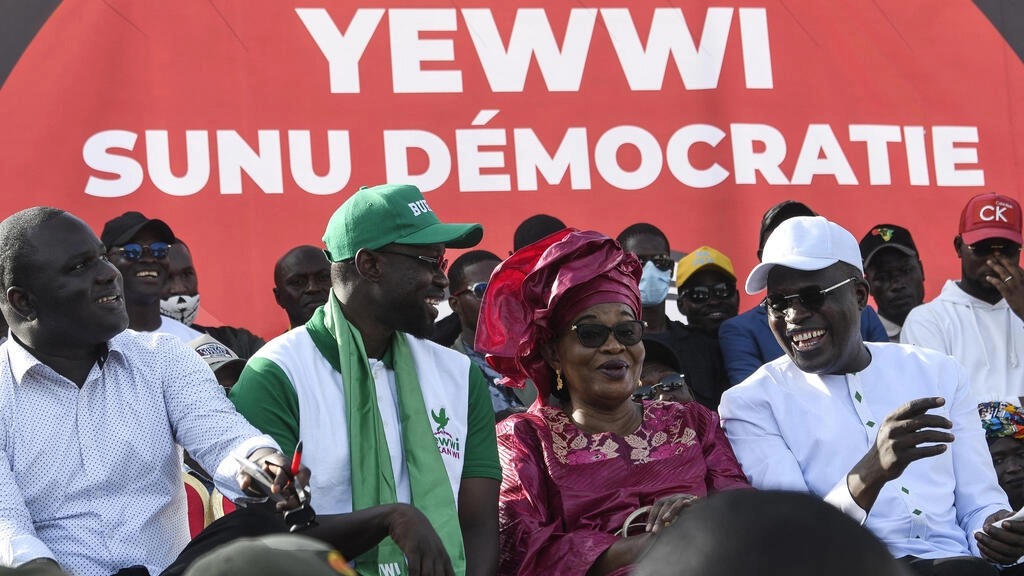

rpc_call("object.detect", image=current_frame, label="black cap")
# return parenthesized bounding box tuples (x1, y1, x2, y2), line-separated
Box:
(100, 211, 176, 248)
(859, 224, 918, 269)
(757, 201, 816, 260)
(642, 337, 683, 373)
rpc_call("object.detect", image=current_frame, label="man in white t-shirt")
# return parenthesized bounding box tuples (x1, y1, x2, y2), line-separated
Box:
(720, 216, 1024, 576)
(902, 193, 1024, 406)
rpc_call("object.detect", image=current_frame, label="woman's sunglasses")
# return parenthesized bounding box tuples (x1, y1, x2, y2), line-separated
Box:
(570, 320, 645, 348)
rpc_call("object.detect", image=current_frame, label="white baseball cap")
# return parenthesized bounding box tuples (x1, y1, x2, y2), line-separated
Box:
(745, 216, 863, 294)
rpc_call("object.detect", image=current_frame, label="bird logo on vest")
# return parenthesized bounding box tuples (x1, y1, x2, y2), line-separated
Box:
(431, 407, 450, 432)
(431, 407, 461, 459)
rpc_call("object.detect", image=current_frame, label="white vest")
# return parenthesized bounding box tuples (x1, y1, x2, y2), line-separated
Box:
(255, 329, 470, 514)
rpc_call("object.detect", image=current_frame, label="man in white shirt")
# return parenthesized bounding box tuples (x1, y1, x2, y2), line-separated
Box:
(902, 193, 1024, 406)
(719, 216, 1024, 576)
(0, 207, 294, 576)
(100, 211, 201, 343)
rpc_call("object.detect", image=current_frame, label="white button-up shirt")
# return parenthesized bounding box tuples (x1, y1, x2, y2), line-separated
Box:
(0, 330, 277, 575)
(720, 342, 1009, 560)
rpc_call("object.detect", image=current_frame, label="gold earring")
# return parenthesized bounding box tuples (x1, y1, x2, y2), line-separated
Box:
(556, 369, 564, 391)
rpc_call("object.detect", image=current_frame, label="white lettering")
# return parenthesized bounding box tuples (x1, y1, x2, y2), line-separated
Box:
(738, 8, 772, 88)
(602, 7, 733, 91)
(383, 130, 452, 192)
(932, 126, 983, 186)
(216, 130, 284, 194)
(84, 130, 143, 198)
(980, 205, 1008, 222)
(730, 124, 789, 185)
(81, 122, 988, 196)
(146, 130, 209, 197)
(848, 125, 902, 185)
(903, 126, 930, 186)
(456, 124, 510, 192)
(463, 8, 597, 92)
(594, 126, 662, 190)
(513, 128, 591, 190)
(665, 124, 728, 188)
(298, 7, 775, 94)
(790, 124, 857, 185)
(296, 8, 384, 94)
(389, 9, 461, 93)
(288, 130, 352, 195)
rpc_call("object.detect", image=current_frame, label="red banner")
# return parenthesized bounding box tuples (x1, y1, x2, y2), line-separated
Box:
(1, 1, 1021, 337)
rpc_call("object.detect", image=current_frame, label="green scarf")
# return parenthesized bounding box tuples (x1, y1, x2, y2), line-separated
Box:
(321, 294, 466, 576)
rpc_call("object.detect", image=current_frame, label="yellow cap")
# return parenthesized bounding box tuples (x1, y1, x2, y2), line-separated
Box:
(675, 246, 735, 288)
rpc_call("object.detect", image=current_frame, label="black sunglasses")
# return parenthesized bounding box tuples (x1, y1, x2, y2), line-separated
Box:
(967, 242, 1021, 258)
(762, 277, 856, 316)
(376, 250, 448, 273)
(638, 255, 675, 272)
(570, 320, 645, 348)
(111, 242, 171, 261)
(680, 282, 736, 303)
(453, 282, 487, 299)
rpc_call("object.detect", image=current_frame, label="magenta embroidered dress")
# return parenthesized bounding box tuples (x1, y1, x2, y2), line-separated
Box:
(496, 400, 750, 576)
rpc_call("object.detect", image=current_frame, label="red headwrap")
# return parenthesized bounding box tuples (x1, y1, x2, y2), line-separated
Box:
(474, 229, 642, 403)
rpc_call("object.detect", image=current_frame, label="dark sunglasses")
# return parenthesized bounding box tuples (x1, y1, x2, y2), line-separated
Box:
(453, 282, 487, 299)
(638, 255, 675, 272)
(680, 282, 736, 303)
(112, 242, 171, 261)
(570, 320, 645, 348)
(376, 250, 448, 273)
(762, 277, 856, 316)
(967, 242, 1021, 258)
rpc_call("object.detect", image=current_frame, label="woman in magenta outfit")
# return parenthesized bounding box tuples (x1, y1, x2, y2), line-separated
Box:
(476, 229, 750, 576)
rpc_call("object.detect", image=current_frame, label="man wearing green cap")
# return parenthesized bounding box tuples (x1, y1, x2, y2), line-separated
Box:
(230, 184, 500, 576)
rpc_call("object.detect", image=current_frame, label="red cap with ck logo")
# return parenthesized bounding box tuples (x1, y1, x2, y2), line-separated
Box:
(959, 193, 1023, 245)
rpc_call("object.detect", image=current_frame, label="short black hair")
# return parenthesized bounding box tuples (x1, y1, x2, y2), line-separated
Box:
(513, 214, 566, 252)
(274, 245, 328, 288)
(0, 206, 66, 302)
(447, 250, 501, 292)
(616, 223, 669, 252)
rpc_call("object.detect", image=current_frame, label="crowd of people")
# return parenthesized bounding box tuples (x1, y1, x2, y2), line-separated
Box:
(1, 186, 1024, 576)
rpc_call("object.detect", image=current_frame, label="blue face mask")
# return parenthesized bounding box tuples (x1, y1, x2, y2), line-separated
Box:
(639, 260, 672, 306)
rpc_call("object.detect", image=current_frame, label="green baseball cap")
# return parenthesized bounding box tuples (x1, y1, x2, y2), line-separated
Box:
(323, 184, 483, 261)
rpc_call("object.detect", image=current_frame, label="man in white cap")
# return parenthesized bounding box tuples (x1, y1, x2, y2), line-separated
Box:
(719, 216, 1024, 576)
